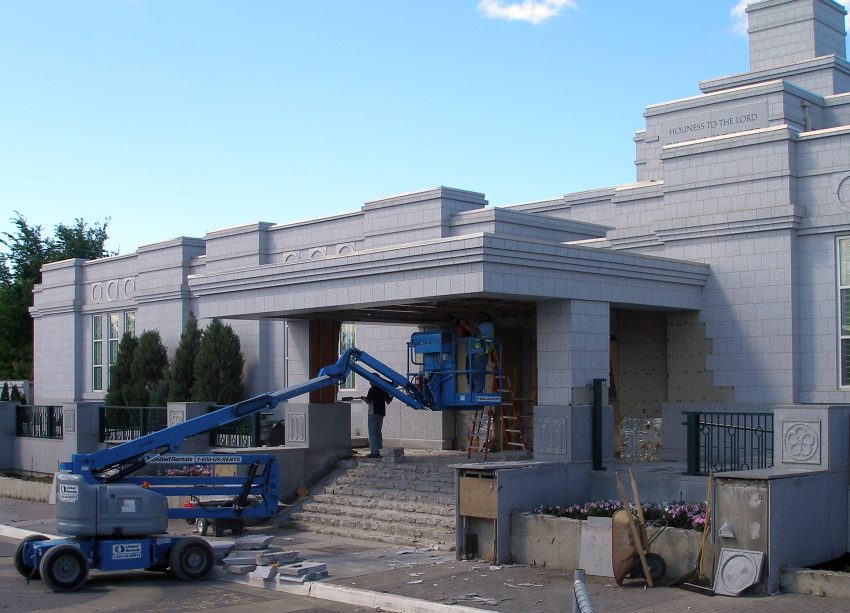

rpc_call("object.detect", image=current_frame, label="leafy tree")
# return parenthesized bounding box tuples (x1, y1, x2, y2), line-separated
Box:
(126, 330, 169, 407)
(193, 319, 244, 404)
(167, 313, 202, 402)
(50, 218, 110, 262)
(0, 213, 111, 379)
(104, 333, 139, 406)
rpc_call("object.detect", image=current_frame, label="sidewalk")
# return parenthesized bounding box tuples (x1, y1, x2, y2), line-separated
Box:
(1, 496, 846, 613)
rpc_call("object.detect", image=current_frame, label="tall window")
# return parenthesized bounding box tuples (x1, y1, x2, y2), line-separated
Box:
(108, 313, 120, 388)
(840, 238, 850, 386)
(339, 322, 356, 390)
(91, 310, 136, 392)
(92, 315, 103, 391)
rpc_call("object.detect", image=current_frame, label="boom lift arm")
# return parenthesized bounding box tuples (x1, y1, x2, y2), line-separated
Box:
(62, 347, 427, 481)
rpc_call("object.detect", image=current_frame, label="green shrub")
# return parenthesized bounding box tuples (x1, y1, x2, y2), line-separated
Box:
(167, 313, 201, 402)
(192, 319, 244, 405)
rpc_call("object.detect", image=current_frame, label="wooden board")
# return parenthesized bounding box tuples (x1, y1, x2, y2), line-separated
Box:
(459, 476, 497, 519)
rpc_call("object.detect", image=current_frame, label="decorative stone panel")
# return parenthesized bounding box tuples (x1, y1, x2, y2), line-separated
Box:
(781, 420, 821, 465)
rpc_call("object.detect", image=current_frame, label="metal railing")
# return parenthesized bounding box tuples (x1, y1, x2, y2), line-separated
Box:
(15, 405, 64, 439)
(684, 411, 774, 476)
(208, 405, 265, 448)
(99, 406, 167, 442)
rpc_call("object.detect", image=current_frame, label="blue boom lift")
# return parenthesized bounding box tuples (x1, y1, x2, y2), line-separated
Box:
(15, 331, 500, 591)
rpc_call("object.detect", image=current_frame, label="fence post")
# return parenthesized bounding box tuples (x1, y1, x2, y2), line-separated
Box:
(252, 413, 262, 447)
(0, 401, 16, 470)
(592, 378, 605, 471)
(685, 411, 701, 476)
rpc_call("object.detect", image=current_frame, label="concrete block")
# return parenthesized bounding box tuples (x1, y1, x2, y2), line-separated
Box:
(250, 565, 279, 580)
(257, 550, 301, 565)
(226, 564, 256, 575)
(278, 561, 328, 577)
(223, 550, 268, 565)
(277, 573, 310, 584)
(234, 534, 275, 550)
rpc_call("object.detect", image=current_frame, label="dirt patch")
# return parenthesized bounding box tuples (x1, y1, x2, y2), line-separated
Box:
(1, 471, 54, 484)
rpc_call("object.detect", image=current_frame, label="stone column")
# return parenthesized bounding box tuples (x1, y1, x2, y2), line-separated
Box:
(285, 320, 311, 391)
(534, 299, 612, 469)
(166, 402, 212, 453)
(62, 402, 103, 459)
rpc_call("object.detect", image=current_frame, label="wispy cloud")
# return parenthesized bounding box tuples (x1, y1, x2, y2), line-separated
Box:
(477, 0, 578, 25)
(732, 0, 850, 36)
(730, 0, 748, 37)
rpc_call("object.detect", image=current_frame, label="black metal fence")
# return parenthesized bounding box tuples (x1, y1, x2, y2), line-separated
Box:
(684, 411, 774, 476)
(99, 406, 167, 442)
(15, 405, 64, 439)
(208, 406, 264, 448)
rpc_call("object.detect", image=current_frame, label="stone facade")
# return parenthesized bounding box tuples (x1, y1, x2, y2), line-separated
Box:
(28, 0, 850, 457)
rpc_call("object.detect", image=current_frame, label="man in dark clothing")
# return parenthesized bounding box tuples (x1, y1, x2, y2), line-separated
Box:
(361, 383, 393, 458)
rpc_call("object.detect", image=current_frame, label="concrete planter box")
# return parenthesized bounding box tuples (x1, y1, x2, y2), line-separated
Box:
(0, 475, 52, 502)
(511, 513, 715, 582)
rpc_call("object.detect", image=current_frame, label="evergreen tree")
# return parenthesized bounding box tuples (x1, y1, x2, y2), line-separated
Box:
(192, 319, 244, 404)
(126, 330, 169, 407)
(0, 381, 8, 401)
(104, 333, 138, 406)
(167, 313, 201, 402)
(10, 384, 22, 402)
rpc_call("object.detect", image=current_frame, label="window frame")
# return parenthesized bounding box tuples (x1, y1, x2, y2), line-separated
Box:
(108, 312, 120, 388)
(839, 238, 850, 388)
(92, 315, 103, 392)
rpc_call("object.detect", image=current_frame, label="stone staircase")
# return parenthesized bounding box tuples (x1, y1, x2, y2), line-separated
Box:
(286, 453, 458, 548)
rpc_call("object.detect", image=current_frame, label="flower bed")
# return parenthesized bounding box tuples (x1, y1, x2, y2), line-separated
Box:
(512, 500, 714, 580)
(535, 499, 707, 532)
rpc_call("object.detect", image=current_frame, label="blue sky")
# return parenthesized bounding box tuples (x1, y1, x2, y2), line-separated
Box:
(0, 1, 846, 255)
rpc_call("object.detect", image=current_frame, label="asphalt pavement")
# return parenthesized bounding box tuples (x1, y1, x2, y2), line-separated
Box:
(1, 496, 848, 613)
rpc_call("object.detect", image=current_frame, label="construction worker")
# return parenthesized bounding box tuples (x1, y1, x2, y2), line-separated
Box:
(361, 383, 392, 458)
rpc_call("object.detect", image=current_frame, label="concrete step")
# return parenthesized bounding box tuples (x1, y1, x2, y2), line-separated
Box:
(347, 466, 455, 484)
(332, 474, 455, 495)
(313, 490, 455, 518)
(286, 520, 454, 549)
(287, 512, 455, 545)
(323, 483, 454, 506)
(300, 500, 455, 530)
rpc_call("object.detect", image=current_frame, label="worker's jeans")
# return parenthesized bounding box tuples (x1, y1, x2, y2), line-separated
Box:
(368, 414, 384, 455)
(469, 352, 488, 394)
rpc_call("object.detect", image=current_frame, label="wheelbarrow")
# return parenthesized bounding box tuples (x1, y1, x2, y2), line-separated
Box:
(611, 508, 666, 585)
(611, 472, 666, 587)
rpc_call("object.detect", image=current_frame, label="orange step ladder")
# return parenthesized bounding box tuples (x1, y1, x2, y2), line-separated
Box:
(465, 350, 528, 458)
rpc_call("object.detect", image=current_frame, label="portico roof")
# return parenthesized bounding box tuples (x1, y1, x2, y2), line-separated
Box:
(188, 231, 709, 325)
